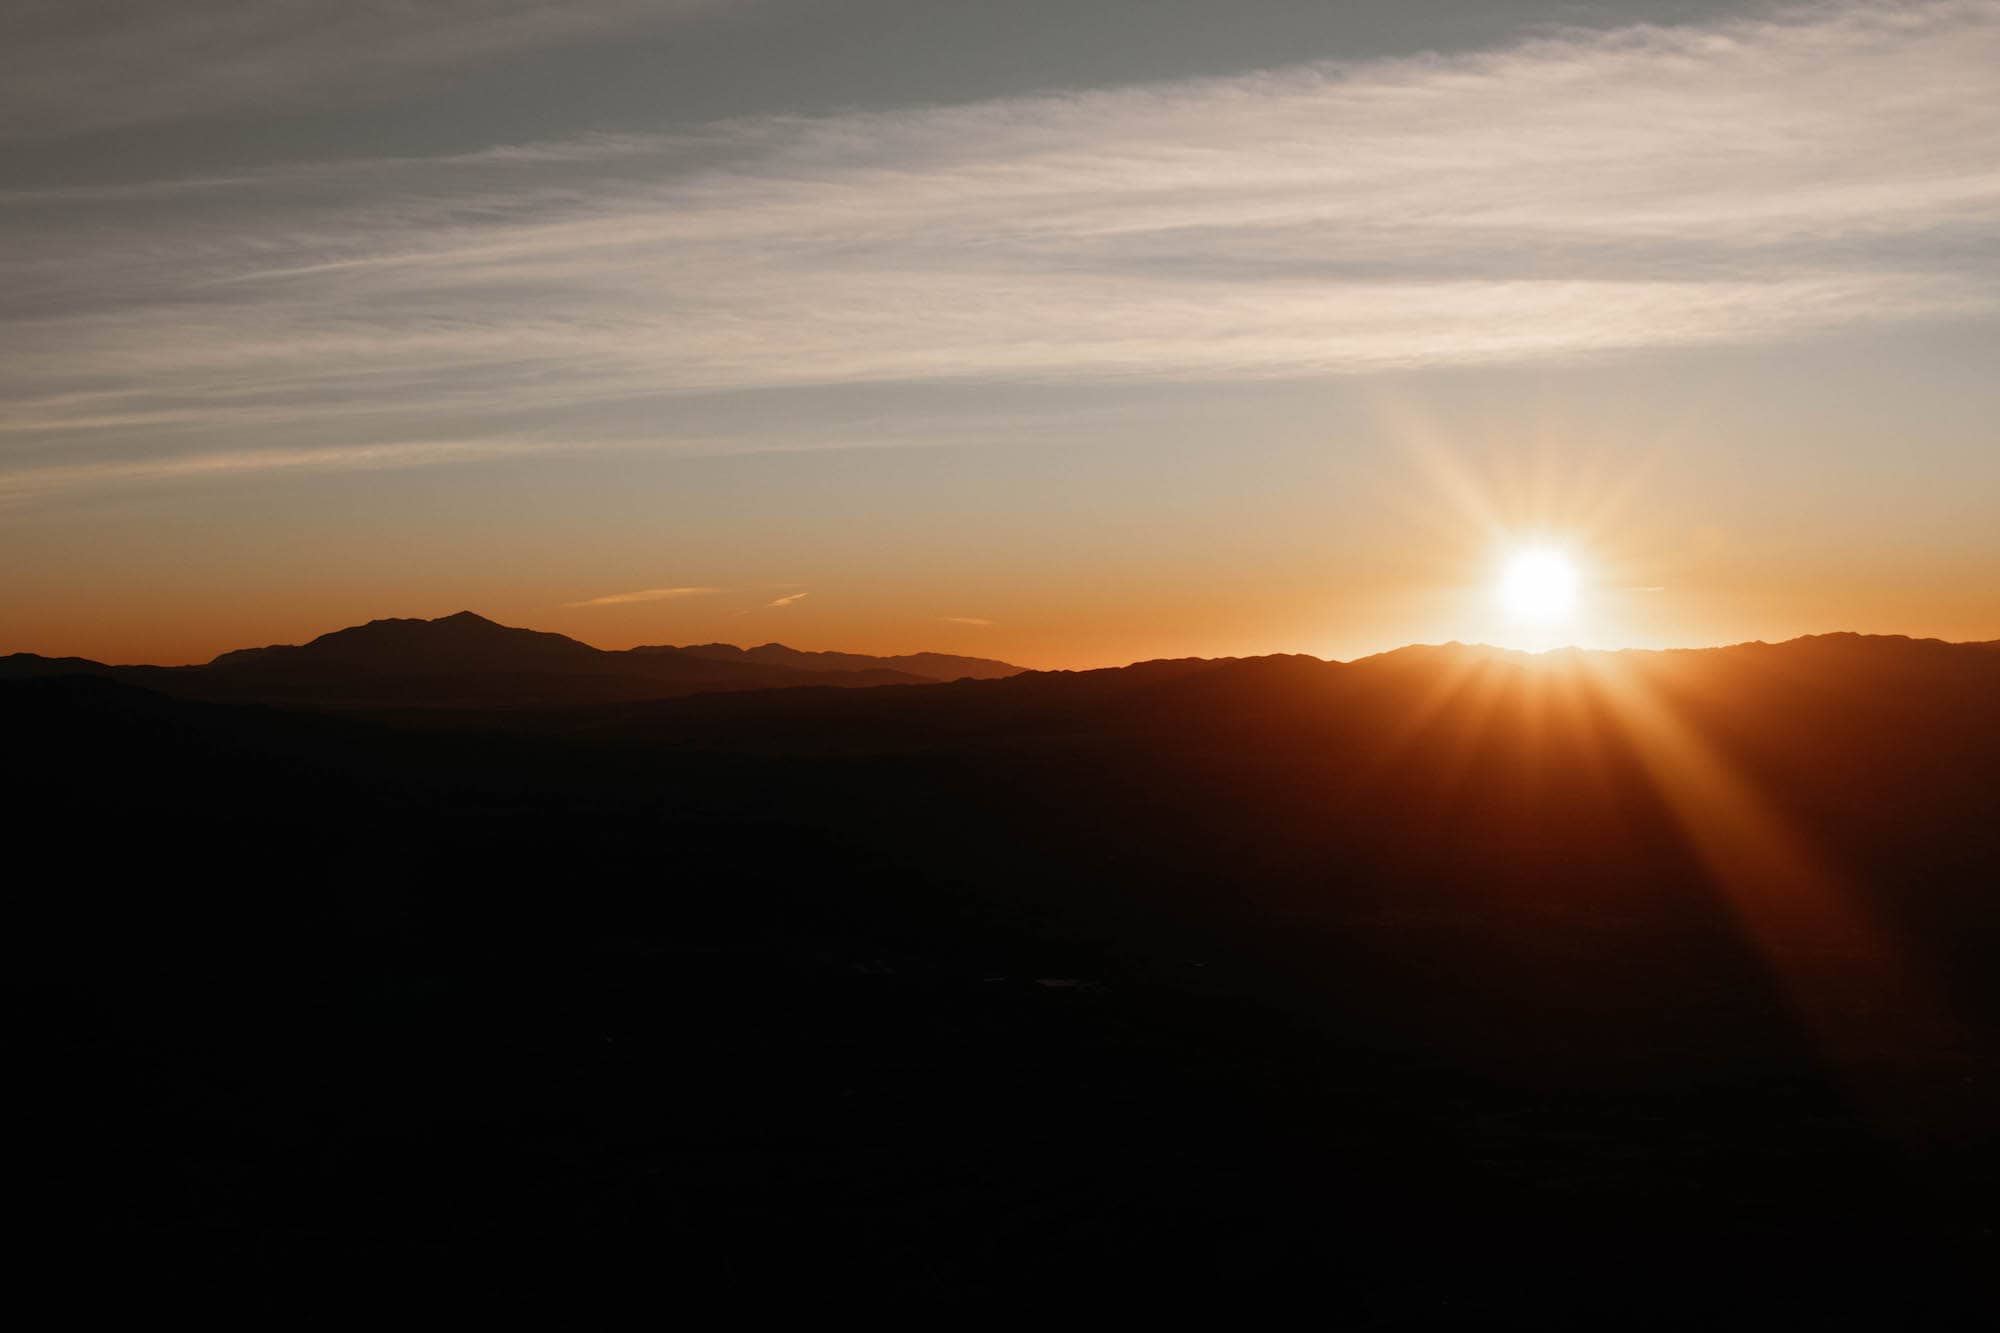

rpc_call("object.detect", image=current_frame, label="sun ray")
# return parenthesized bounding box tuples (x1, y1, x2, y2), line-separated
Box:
(1576, 651, 1961, 1137)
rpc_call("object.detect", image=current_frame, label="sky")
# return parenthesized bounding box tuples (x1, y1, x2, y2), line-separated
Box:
(4, 0, 1997, 668)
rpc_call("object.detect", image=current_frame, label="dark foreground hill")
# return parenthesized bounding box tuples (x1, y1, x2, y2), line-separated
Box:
(5, 631, 1999, 1314)
(0, 610, 1025, 709)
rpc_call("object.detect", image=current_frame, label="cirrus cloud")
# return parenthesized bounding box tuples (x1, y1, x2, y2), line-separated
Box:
(0, 2, 733, 140)
(4, 0, 1999, 498)
(565, 585, 719, 607)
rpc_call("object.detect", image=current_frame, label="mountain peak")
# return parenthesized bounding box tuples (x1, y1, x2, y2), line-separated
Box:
(206, 610, 600, 673)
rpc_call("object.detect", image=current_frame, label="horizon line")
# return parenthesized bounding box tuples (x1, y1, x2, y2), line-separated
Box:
(6, 607, 1996, 675)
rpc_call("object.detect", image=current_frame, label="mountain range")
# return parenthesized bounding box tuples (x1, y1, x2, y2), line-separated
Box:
(0, 610, 1024, 709)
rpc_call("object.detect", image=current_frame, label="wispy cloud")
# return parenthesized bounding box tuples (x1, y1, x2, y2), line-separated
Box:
(766, 592, 810, 609)
(5, 1, 1999, 494)
(943, 616, 995, 626)
(0, 437, 544, 501)
(0, 2, 729, 140)
(566, 586, 718, 607)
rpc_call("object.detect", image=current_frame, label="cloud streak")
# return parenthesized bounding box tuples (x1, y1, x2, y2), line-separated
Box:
(766, 592, 810, 609)
(566, 586, 719, 607)
(5, 1, 1999, 495)
(0, 437, 547, 503)
(0, 2, 729, 140)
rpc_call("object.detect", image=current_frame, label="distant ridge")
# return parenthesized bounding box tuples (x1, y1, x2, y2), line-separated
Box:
(658, 640, 1022, 682)
(0, 610, 1024, 710)
(7, 618, 1993, 714)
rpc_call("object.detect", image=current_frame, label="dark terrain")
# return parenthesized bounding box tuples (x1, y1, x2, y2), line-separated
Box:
(5, 617, 1998, 1315)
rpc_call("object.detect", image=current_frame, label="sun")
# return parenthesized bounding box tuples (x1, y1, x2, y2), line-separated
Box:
(1499, 549, 1578, 620)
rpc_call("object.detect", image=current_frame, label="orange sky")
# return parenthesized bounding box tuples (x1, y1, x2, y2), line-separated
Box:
(10, 388, 1996, 670)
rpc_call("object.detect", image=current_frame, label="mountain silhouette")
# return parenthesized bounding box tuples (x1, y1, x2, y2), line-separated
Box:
(0, 610, 1024, 709)
(6, 623, 1998, 1311)
(208, 609, 600, 672)
(664, 640, 1022, 681)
